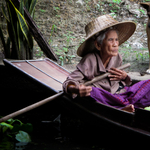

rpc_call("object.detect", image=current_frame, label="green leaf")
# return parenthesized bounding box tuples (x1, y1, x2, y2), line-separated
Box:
(7, 20, 13, 40)
(0, 122, 13, 133)
(70, 55, 76, 58)
(6, 118, 15, 125)
(9, 0, 33, 49)
(59, 56, 64, 60)
(7, 0, 20, 58)
(2, 3, 9, 22)
(16, 131, 31, 143)
(29, 0, 37, 17)
(39, 9, 46, 13)
(63, 47, 68, 52)
(12, 124, 21, 132)
(17, 21, 22, 50)
(17, 11, 33, 49)
(19, 0, 24, 16)
(0, 122, 13, 129)
(17, 20, 26, 59)
(24, 0, 29, 10)
(20, 123, 33, 133)
(13, 119, 23, 125)
(27, 0, 32, 11)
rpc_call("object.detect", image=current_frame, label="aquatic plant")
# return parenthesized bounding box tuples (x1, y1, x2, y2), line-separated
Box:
(0, 118, 32, 149)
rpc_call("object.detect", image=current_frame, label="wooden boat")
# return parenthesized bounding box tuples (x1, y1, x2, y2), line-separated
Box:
(3, 58, 150, 146)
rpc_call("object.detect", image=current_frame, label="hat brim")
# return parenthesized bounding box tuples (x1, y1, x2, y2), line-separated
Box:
(77, 21, 136, 57)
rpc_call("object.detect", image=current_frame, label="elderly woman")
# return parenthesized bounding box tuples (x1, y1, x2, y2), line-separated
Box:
(63, 15, 150, 112)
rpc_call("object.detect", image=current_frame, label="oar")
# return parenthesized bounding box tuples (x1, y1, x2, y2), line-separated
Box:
(0, 63, 130, 123)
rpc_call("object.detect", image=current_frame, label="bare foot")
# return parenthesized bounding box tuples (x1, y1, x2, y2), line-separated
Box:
(121, 104, 135, 112)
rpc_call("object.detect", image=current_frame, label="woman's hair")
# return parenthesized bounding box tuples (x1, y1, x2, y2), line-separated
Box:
(94, 27, 119, 46)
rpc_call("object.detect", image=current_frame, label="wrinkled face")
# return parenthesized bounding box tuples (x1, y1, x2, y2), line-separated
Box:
(101, 30, 119, 57)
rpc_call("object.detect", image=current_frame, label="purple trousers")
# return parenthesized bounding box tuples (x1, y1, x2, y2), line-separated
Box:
(90, 80, 150, 109)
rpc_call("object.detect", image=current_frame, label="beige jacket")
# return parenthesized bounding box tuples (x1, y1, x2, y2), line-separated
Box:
(63, 52, 132, 95)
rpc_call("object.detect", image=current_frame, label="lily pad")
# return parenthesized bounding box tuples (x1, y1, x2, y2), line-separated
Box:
(15, 131, 31, 143)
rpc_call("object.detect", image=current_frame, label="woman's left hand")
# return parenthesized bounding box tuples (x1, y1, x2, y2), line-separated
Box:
(108, 67, 127, 81)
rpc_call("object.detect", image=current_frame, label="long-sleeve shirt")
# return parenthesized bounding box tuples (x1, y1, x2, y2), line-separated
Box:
(63, 52, 132, 96)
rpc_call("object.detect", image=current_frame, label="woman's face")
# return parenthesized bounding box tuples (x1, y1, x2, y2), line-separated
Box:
(100, 30, 119, 57)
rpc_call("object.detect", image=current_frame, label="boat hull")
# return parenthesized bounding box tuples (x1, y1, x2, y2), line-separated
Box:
(3, 58, 150, 146)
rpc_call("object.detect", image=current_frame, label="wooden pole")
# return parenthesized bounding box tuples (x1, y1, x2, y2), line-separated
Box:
(0, 92, 64, 123)
(0, 63, 130, 123)
(84, 63, 130, 86)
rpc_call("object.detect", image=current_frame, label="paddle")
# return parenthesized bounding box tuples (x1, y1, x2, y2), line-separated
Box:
(0, 63, 130, 123)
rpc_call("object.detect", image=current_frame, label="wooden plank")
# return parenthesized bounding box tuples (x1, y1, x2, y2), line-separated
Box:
(12, 61, 63, 91)
(29, 60, 69, 83)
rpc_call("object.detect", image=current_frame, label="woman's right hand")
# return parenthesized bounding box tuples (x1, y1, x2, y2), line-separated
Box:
(68, 84, 92, 97)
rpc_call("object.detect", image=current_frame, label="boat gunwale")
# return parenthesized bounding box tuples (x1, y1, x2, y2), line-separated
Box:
(63, 95, 150, 138)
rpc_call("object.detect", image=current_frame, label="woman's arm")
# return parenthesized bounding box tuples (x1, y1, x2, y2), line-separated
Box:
(63, 70, 92, 97)
(63, 53, 96, 97)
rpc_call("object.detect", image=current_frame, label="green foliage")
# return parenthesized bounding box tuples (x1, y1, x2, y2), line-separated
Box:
(54, 31, 76, 66)
(49, 24, 57, 44)
(63, 31, 75, 47)
(39, 9, 46, 13)
(112, 0, 121, 4)
(55, 47, 75, 66)
(119, 45, 149, 65)
(138, 9, 146, 15)
(0, 136, 14, 150)
(53, 6, 60, 13)
(0, 122, 13, 133)
(0, 117, 32, 145)
(0, 0, 37, 59)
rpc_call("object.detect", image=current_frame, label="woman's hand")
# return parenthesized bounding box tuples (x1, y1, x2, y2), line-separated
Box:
(67, 84, 92, 97)
(108, 67, 127, 81)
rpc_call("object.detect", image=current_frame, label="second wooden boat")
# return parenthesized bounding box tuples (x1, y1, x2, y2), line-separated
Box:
(3, 58, 150, 145)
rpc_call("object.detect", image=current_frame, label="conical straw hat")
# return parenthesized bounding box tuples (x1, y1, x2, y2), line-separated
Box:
(77, 15, 136, 57)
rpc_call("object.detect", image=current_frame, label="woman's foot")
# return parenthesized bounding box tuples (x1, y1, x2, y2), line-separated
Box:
(121, 104, 135, 112)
